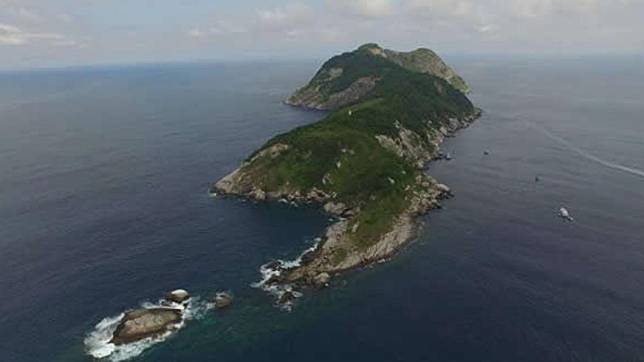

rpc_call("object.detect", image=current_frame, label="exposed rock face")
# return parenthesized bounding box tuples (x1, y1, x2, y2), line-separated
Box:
(110, 308, 182, 345)
(214, 110, 478, 296)
(214, 143, 290, 195)
(313, 272, 331, 288)
(213, 292, 233, 309)
(375, 122, 434, 169)
(285, 43, 470, 111)
(165, 289, 190, 303)
(286, 76, 378, 110)
(383, 48, 471, 94)
(212, 43, 480, 309)
(282, 178, 450, 283)
(323, 201, 348, 216)
(87, 288, 242, 360)
(359, 44, 470, 94)
(435, 183, 452, 195)
(323, 77, 378, 109)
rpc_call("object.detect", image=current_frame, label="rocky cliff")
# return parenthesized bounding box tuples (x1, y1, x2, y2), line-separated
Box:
(286, 43, 470, 110)
(213, 43, 480, 307)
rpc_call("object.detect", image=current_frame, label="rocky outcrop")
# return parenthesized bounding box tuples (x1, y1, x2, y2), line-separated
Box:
(280, 177, 450, 283)
(323, 201, 349, 216)
(165, 289, 190, 304)
(213, 291, 233, 309)
(286, 76, 378, 110)
(107, 289, 192, 345)
(214, 143, 290, 196)
(375, 122, 433, 169)
(383, 48, 470, 94)
(313, 272, 331, 288)
(110, 308, 182, 345)
(285, 43, 470, 112)
(358, 43, 470, 93)
(86, 288, 237, 360)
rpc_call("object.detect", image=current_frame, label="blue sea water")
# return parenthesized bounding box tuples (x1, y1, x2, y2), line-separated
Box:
(0, 57, 643, 361)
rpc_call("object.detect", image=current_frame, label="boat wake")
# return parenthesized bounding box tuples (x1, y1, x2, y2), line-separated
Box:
(524, 120, 644, 179)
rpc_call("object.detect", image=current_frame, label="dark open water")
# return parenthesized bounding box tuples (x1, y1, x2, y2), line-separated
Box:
(1, 57, 643, 361)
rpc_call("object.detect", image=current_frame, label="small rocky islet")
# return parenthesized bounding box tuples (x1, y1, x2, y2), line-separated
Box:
(87, 289, 233, 358)
(110, 308, 183, 345)
(109, 289, 198, 345)
(213, 43, 480, 305)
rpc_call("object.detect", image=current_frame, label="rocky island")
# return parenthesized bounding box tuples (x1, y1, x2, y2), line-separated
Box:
(213, 43, 480, 305)
(85, 289, 234, 359)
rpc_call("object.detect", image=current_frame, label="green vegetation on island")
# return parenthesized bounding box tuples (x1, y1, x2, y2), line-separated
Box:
(214, 43, 479, 291)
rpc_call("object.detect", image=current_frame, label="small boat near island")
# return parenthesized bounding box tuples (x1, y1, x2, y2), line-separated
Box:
(559, 207, 574, 222)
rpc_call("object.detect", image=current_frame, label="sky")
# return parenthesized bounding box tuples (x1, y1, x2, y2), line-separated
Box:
(1, 0, 643, 69)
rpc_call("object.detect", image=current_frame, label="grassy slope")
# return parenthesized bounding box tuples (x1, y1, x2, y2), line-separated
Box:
(239, 48, 475, 255)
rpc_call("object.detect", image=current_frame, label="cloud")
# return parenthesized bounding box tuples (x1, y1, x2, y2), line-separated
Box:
(256, 3, 314, 31)
(327, 0, 395, 18)
(187, 3, 315, 42)
(52, 39, 78, 47)
(0, 23, 65, 45)
(187, 28, 205, 38)
(477, 24, 495, 33)
(11, 7, 42, 22)
(511, 0, 600, 18)
(186, 19, 248, 40)
(5, 0, 638, 69)
(405, 0, 497, 34)
(176, 0, 643, 56)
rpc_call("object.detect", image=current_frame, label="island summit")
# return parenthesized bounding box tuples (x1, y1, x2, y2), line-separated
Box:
(213, 43, 480, 304)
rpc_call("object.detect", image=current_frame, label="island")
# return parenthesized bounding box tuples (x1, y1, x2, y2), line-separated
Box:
(85, 289, 235, 359)
(213, 43, 480, 304)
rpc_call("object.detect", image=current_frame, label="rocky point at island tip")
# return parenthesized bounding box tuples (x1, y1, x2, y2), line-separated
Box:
(213, 43, 480, 308)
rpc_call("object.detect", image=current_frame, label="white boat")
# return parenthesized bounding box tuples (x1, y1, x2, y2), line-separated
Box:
(559, 207, 574, 221)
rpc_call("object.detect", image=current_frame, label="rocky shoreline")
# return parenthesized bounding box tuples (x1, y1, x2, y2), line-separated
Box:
(212, 43, 480, 308)
(213, 110, 481, 306)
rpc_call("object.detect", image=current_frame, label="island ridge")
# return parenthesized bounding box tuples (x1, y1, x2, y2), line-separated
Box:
(213, 43, 480, 304)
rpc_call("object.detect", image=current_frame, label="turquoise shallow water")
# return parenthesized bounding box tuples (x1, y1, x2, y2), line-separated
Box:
(0, 57, 643, 361)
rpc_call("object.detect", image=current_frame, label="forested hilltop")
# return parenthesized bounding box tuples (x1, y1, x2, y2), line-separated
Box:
(214, 43, 480, 304)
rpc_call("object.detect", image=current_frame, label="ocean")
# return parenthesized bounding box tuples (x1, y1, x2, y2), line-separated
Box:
(0, 56, 643, 361)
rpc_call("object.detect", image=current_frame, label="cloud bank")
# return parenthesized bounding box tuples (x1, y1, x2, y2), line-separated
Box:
(0, 0, 643, 68)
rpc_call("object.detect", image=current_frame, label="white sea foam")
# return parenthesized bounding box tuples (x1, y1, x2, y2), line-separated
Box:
(252, 239, 320, 311)
(84, 313, 124, 359)
(84, 296, 212, 361)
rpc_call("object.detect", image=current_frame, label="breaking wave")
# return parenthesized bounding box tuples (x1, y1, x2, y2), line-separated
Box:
(251, 238, 321, 311)
(84, 296, 212, 361)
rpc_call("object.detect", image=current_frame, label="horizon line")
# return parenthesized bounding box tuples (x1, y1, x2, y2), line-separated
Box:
(2, 52, 643, 73)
